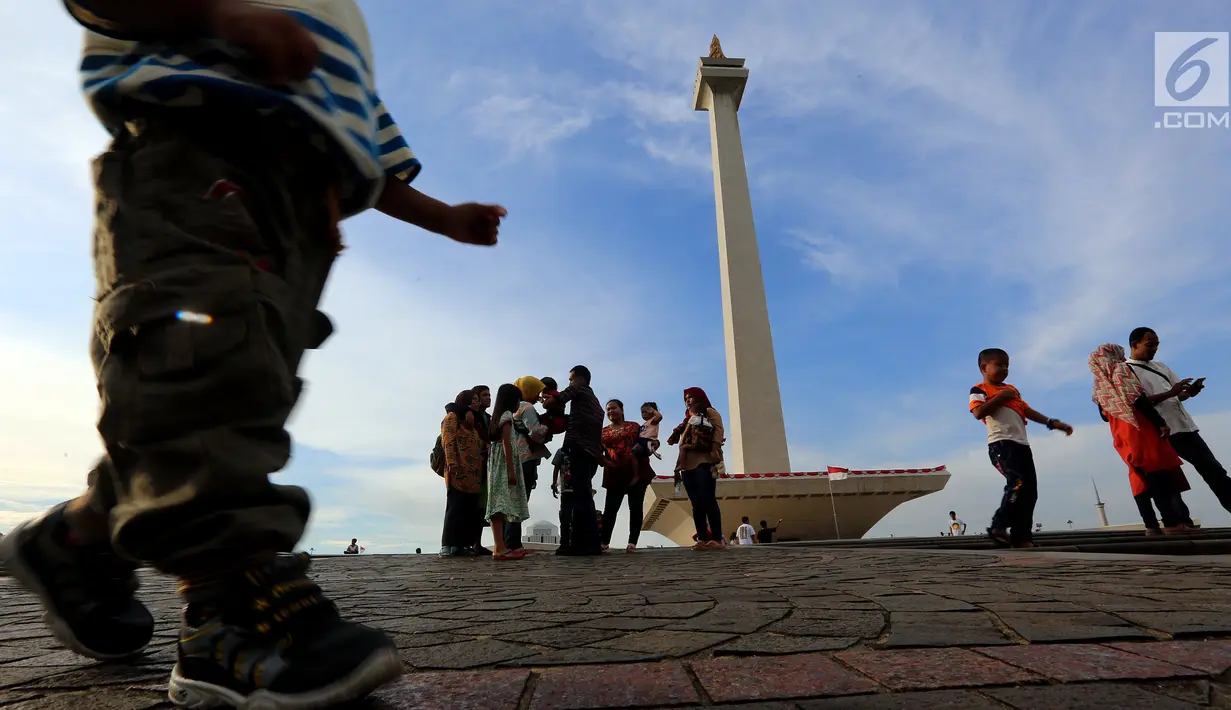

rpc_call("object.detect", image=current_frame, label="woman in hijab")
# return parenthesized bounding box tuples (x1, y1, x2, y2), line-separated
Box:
(666, 387, 726, 549)
(1089, 343, 1193, 534)
(440, 390, 485, 556)
(504, 377, 550, 553)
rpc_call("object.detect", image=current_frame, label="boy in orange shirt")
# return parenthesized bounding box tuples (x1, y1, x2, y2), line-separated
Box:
(970, 348, 1073, 548)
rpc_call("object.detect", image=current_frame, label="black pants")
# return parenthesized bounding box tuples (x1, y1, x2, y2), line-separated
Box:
(988, 441, 1038, 544)
(442, 487, 481, 550)
(1134, 491, 1192, 529)
(1139, 470, 1185, 527)
(601, 479, 650, 546)
(566, 448, 601, 553)
(681, 464, 722, 542)
(505, 462, 537, 550)
(559, 491, 575, 549)
(1170, 432, 1231, 513)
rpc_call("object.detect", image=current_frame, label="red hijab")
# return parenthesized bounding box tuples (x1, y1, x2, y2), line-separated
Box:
(684, 387, 712, 412)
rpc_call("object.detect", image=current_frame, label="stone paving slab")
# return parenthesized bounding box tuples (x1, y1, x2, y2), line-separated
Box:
(6, 547, 1231, 707)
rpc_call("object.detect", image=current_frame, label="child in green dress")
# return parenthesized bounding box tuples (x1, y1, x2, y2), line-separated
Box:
(487, 384, 531, 560)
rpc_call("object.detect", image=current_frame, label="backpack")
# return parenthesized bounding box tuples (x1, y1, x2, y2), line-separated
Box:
(430, 435, 446, 476)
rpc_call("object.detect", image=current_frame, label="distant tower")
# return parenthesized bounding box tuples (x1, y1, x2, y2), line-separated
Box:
(692, 35, 791, 475)
(1093, 478, 1109, 527)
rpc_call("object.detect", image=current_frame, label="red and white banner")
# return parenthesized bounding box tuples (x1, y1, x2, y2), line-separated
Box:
(653, 465, 947, 480)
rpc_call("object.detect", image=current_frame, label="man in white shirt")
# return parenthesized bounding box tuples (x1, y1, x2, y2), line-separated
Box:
(1128, 328, 1231, 513)
(735, 517, 758, 545)
(946, 511, 966, 536)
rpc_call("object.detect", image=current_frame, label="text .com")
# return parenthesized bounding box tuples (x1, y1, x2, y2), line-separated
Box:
(1155, 111, 1231, 128)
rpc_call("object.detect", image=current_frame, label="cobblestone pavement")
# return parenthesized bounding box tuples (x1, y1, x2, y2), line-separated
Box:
(4, 547, 1231, 708)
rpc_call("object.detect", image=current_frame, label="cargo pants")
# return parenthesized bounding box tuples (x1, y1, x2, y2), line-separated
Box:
(81, 111, 340, 576)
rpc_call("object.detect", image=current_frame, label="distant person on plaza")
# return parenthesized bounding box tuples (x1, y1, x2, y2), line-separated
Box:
(1128, 327, 1231, 513)
(757, 519, 782, 544)
(440, 390, 486, 557)
(505, 377, 551, 554)
(668, 387, 727, 550)
(735, 517, 757, 545)
(634, 402, 664, 460)
(599, 400, 655, 552)
(970, 348, 1073, 549)
(486, 384, 532, 560)
(470, 385, 494, 555)
(344, 539, 360, 555)
(1089, 343, 1193, 534)
(947, 511, 966, 536)
(545, 366, 605, 556)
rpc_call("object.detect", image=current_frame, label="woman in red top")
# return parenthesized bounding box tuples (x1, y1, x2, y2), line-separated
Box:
(599, 399, 655, 552)
(1089, 343, 1192, 534)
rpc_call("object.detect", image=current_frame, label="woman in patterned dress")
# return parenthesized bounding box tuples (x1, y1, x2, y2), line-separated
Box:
(600, 400, 654, 552)
(486, 384, 532, 560)
(440, 390, 486, 556)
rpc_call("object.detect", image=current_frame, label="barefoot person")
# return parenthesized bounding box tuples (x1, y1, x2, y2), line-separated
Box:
(0, 1, 504, 706)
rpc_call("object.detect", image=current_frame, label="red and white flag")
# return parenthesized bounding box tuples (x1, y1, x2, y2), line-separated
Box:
(827, 466, 850, 481)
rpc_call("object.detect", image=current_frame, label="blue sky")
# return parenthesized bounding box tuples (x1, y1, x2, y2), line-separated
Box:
(3, 0, 1231, 553)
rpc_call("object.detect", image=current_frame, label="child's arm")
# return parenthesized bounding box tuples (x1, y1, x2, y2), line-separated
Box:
(376, 182, 505, 247)
(650, 411, 663, 425)
(502, 422, 517, 485)
(1022, 407, 1073, 435)
(970, 387, 1017, 419)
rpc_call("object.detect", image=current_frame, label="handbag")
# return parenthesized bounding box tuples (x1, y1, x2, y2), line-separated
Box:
(680, 415, 715, 452)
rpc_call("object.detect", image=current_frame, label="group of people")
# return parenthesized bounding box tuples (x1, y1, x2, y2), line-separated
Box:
(434, 367, 732, 560)
(969, 327, 1228, 548)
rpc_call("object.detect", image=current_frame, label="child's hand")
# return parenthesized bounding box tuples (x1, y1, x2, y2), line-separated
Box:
(443, 203, 506, 247)
(991, 388, 1017, 403)
(212, 1, 319, 84)
(551, 484, 559, 499)
(1053, 420, 1074, 436)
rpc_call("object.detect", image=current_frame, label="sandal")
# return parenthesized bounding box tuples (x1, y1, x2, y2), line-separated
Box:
(492, 551, 521, 561)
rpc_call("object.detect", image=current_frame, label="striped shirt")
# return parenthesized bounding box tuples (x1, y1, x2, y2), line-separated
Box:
(64, 0, 420, 217)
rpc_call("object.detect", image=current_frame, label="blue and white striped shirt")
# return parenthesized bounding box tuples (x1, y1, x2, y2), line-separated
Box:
(64, 0, 421, 217)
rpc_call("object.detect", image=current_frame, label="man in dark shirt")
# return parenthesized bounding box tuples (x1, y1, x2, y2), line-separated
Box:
(757, 519, 782, 544)
(550, 366, 604, 555)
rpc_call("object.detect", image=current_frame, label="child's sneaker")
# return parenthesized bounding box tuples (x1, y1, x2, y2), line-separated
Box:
(0, 504, 154, 660)
(168, 554, 402, 709)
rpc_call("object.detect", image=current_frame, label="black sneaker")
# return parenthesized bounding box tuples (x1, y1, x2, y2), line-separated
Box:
(0, 504, 154, 660)
(168, 553, 402, 709)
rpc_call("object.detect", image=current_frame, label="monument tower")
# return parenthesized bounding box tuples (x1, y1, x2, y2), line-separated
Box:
(693, 36, 791, 475)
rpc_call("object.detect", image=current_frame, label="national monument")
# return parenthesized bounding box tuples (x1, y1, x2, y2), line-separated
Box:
(642, 37, 949, 545)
